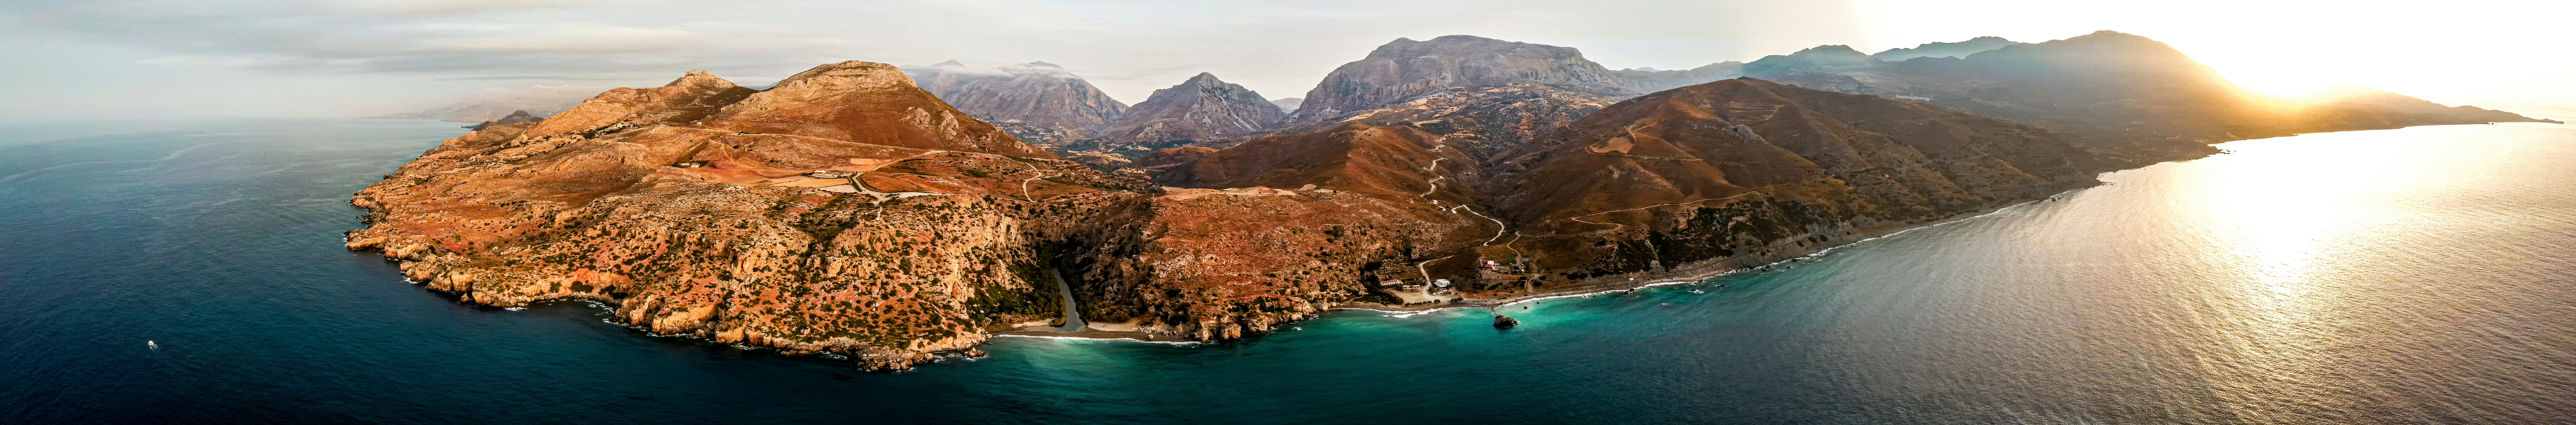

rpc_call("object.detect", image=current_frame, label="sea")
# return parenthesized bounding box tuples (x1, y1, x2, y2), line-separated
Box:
(2, 119, 2571, 424)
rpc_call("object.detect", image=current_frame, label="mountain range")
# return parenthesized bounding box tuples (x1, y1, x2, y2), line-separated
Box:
(348, 31, 2557, 370)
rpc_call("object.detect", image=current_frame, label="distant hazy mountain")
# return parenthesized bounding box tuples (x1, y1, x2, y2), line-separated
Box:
(1872, 36, 2023, 61)
(368, 97, 583, 122)
(902, 60, 1128, 140)
(1100, 72, 1286, 148)
(1739, 31, 2556, 166)
(1269, 97, 1302, 112)
(1606, 62, 1745, 94)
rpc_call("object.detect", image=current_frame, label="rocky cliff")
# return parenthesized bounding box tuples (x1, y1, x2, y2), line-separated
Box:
(903, 60, 1129, 141)
(1098, 73, 1286, 148)
(350, 62, 1147, 370)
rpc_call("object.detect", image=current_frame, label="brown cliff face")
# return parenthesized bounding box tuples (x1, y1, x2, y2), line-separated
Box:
(1098, 73, 1286, 148)
(903, 61, 1129, 140)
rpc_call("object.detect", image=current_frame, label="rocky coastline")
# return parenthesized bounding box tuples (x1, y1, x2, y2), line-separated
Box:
(344, 31, 2553, 370)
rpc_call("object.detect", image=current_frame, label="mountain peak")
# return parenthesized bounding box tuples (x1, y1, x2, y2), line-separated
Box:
(1018, 61, 1063, 68)
(1306, 35, 1627, 118)
(1745, 45, 1884, 76)
(1100, 71, 1283, 146)
(665, 70, 738, 90)
(932, 59, 966, 67)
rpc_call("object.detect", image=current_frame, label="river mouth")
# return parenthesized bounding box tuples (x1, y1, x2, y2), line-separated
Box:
(1042, 262, 1086, 333)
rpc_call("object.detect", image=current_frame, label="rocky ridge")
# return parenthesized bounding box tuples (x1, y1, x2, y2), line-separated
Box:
(902, 60, 1130, 141)
(1098, 73, 1286, 149)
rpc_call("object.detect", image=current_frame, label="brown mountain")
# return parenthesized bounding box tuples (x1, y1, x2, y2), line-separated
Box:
(1290, 35, 1635, 121)
(1098, 72, 1286, 148)
(903, 60, 1129, 141)
(1275, 35, 1638, 160)
(349, 61, 1140, 370)
(1155, 123, 1482, 202)
(1483, 78, 2100, 281)
(350, 60, 1506, 369)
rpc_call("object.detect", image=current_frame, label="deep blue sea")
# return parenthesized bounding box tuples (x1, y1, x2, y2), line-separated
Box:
(3, 119, 2572, 424)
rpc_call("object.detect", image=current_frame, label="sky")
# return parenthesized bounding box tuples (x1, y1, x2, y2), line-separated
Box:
(3, 0, 2570, 123)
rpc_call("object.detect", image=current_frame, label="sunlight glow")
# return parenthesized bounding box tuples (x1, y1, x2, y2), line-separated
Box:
(1856, 0, 2576, 110)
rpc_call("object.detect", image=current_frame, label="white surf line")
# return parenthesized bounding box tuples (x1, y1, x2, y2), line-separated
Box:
(992, 334, 1207, 346)
(1492, 195, 2069, 310)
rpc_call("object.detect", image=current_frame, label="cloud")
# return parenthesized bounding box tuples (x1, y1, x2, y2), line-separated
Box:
(5, 0, 1865, 105)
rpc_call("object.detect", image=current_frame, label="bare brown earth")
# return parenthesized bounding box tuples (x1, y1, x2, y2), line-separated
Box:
(350, 61, 1492, 370)
(355, 32, 2505, 370)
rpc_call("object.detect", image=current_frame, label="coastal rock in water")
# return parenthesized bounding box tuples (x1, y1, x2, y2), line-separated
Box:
(1493, 314, 1519, 328)
(465, 110, 546, 130)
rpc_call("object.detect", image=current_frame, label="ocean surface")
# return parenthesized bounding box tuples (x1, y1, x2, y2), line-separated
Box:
(2, 119, 2572, 424)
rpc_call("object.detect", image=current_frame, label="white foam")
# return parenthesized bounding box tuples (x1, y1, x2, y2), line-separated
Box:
(992, 334, 1207, 346)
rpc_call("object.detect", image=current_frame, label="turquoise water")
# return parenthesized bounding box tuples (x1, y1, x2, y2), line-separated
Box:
(2, 119, 2571, 424)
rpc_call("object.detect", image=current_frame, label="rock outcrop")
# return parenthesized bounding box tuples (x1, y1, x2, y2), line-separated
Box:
(1098, 73, 1286, 148)
(903, 60, 1129, 141)
(465, 110, 546, 130)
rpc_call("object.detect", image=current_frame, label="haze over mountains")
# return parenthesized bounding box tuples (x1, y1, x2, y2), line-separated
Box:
(348, 30, 2555, 370)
